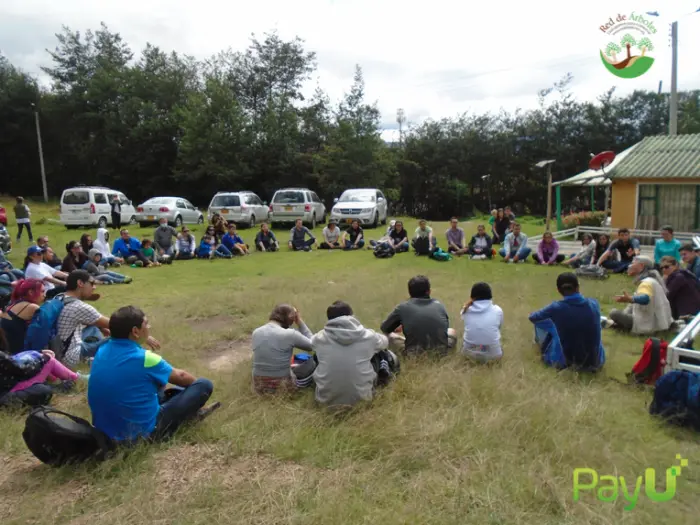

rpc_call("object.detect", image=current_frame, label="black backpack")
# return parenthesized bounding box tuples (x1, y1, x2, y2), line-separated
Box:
(412, 237, 432, 256)
(373, 242, 395, 259)
(22, 406, 114, 466)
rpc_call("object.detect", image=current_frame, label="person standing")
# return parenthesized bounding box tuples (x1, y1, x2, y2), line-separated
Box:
(110, 196, 122, 230)
(14, 197, 32, 242)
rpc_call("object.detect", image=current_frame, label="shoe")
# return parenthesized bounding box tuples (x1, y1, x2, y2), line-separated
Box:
(124, 276, 133, 284)
(196, 401, 222, 422)
(77, 372, 90, 382)
(303, 246, 311, 252)
(519, 260, 526, 263)
(52, 380, 76, 394)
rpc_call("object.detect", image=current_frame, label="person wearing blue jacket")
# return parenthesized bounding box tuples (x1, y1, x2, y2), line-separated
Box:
(499, 223, 531, 263)
(222, 224, 250, 255)
(528, 273, 605, 371)
(112, 229, 149, 267)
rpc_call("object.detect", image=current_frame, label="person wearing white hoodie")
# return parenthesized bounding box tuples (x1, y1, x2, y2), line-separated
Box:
(93, 228, 123, 266)
(460, 282, 504, 363)
(312, 301, 398, 410)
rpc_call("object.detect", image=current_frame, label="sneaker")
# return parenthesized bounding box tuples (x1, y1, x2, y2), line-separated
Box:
(124, 276, 133, 284)
(77, 372, 90, 382)
(477, 254, 487, 260)
(303, 246, 311, 252)
(196, 401, 222, 422)
(52, 380, 76, 394)
(519, 259, 526, 263)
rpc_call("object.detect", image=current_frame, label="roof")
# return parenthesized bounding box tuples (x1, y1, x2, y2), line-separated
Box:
(553, 144, 638, 187)
(609, 133, 700, 180)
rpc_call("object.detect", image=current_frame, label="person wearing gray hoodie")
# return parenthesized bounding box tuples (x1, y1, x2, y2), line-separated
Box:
(153, 218, 179, 257)
(312, 301, 397, 409)
(84, 249, 132, 285)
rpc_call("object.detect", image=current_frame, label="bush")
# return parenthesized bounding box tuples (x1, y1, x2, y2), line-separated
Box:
(561, 211, 607, 229)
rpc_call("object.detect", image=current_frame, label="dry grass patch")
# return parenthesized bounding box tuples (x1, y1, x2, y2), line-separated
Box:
(202, 337, 252, 371)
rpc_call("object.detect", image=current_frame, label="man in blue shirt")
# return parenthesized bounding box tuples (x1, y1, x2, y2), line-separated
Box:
(111, 229, 149, 267)
(88, 306, 217, 442)
(528, 273, 605, 371)
(221, 223, 249, 255)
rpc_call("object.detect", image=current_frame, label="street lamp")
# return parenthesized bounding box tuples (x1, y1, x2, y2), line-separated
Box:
(481, 174, 492, 211)
(535, 160, 556, 231)
(30, 103, 48, 203)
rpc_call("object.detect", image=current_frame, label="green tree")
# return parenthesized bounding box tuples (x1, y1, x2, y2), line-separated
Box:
(637, 37, 654, 56)
(620, 34, 637, 59)
(605, 42, 622, 61)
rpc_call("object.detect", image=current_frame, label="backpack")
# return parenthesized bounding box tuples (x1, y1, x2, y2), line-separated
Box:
(627, 338, 668, 385)
(22, 406, 113, 466)
(575, 265, 608, 280)
(430, 248, 452, 261)
(412, 237, 432, 256)
(373, 242, 395, 259)
(649, 370, 700, 431)
(23, 295, 75, 357)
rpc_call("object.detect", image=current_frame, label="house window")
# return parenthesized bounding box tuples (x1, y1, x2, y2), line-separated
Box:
(638, 184, 700, 231)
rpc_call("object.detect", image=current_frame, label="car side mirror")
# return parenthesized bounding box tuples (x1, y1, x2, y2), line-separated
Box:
(378, 197, 384, 202)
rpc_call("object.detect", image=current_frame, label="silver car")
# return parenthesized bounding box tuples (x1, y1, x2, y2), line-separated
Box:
(269, 188, 326, 229)
(207, 191, 269, 228)
(330, 188, 389, 228)
(136, 197, 203, 227)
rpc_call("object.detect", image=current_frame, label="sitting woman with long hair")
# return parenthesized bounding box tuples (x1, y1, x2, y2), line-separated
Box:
(62, 240, 89, 274)
(0, 279, 45, 354)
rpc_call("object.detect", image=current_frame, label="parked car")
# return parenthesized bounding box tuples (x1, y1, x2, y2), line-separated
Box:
(330, 188, 389, 228)
(207, 191, 269, 228)
(0, 204, 7, 226)
(60, 186, 137, 229)
(136, 197, 203, 227)
(0, 224, 11, 253)
(269, 188, 326, 229)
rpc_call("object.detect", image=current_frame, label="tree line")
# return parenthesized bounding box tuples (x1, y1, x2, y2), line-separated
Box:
(1, 23, 699, 219)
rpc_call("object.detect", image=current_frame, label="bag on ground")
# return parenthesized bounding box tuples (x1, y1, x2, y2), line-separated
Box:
(412, 237, 432, 256)
(22, 406, 113, 466)
(430, 248, 452, 261)
(575, 265, 608, 280)
(373, 242, 395, 259)
(627, 337, 668, 385)
(23, 295, 75, 357)
(649, 370, 700, 431)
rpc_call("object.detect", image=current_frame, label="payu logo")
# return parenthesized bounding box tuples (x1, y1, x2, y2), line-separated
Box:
(573, 455, 688, 511)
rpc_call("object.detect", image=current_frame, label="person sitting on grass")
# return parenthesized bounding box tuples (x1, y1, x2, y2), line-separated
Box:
(460, 282, 503, 363)
(499, 222, 531, 263)
(468, 224, 493, 259)
(654, 225, 682, 266)
(445, 217, 467, 255)
(659, 256, 700, 320)
(680, 243, 700, 280)
(488, 208, 497, 232)
(175, 227, 196, 260)
(140, 238, 172, 266)
(312, 300, 398, 411)
(153, 218, 179, 259)
(596, 228, 640, 273)
(320, 220, 341, 250)
(222, 224, 250, 256)
(386, 219, 396, 236)
(36, 236, 63, 269)
(204, 225, 233, 258)
(561, 233, 596, 268)
(533, 231, 565, 265)
(84, 249, 132, 285)
(388, 220, 410, 252)
(607, 256, 673, 335)
(93, 229, 123, 267)
(61, 241, 89, 274)
(412, 219, 436, 252)
(288, 219, 316, 252)
(255, 223, 279, 252)
(0, 279, 44, 354)
(528, 273, 605, 371)
(342, 220, 365, 250)
(88, 305, 217, 443)
(24, 246, 68, 299)
(492, 208, 510, 245)
(380, 275, 457, 357)
(112, 229, 150, 267)
(251, 304, 314, 394)
(0, 330, 87, 409)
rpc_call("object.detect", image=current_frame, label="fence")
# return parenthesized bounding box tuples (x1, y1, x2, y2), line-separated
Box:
(665, 313, 700, 374)
(531, 226, 700, 246)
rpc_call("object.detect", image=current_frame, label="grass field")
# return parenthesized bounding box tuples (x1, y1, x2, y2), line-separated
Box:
(1, 200, 699, 525)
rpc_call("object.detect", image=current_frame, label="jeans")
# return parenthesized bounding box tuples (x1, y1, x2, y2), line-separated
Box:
(344, 239, 365, 250)
(215, 245, 233, 258)
(46, 285, 67, 299)
(319, 242, 340, 249)
(533, 254, 565, 264)
(568, 254, 591, 269)
(394, 241, 410, 253)
(80, 325, 108, 359)
(499, 247, 532, 261)
(95, 271, 129, 284)
(291, 239, 315, 251)
(0, 383, 53, 408)
(152, 378, 214, 440)
(468, 247, 492, 258)
(257, 241, 278, 252)
(1, 269, 24, 281)
(175, 250, 193, 260)
(602, 259, 631, 274)
(17, 222, 33, 241)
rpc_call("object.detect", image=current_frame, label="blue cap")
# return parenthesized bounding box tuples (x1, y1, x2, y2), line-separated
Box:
(26, 245, 44, 256)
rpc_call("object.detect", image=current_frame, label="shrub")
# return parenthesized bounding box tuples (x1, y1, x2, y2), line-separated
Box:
(561, 211, 607, 229)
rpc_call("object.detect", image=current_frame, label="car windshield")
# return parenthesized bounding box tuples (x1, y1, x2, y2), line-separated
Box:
(273, 191, 304, 204)
(339, 191, 375, 203)
(211, 195, 240, 207)
(143, 198, 173, 205)
(62, 191, 90, 205)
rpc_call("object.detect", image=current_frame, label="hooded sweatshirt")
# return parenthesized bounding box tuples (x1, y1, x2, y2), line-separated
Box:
(461, 300, 503, 362)
(153, 224, 178, 252)
(93, 228, 112, 258)
(312, 316, 389, 407)
(83, 249, 108, 276)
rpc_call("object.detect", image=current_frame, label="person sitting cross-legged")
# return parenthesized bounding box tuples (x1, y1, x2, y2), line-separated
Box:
(88, 306, 217, 443)
(112, 229, 150, 267)
(533, 231, 565, 265)
(445, 217, 467, 256)
(222, 224, 250, 256)
(312, 301, 399, 411)
(288, 219, 316, 252)
(153, 218, 178, 259)
(388, 221, 410, 252)
(528, 273, 605, 371)
(468, 224, 493, 259)
(596, 228, 640, 273)
(255, 223, 279, 252)
(175, 227, 196, 260)
(460, 282, 503, 363)
(412, 219, 437, 253)
(342, 220, 365, 250)
(499, 222, 531, 263)
(561, 233, 596, 268)
(319, 220, 342, 249)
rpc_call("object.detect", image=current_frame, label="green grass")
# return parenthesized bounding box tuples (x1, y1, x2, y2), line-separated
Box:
(1, 200, 699, 525)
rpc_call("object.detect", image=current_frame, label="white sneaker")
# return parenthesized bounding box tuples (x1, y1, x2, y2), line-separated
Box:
(507, 260, 513, 264)
(479, 254, 487, 260)
(519, 259, 526, 263)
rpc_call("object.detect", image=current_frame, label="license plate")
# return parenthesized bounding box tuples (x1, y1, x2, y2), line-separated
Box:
(346, 219, 353, 223)
(221, 209, 228, 214)
(72, 210, 80, 214)
(147, 215, 155, 220)
(285, 206, 293, 212)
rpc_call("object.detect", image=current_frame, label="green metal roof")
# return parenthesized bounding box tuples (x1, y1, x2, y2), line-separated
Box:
(609, 133, 700, 180)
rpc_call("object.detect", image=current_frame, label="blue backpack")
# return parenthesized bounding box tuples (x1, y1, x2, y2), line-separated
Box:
(649, 370, 700, 430)
(23, 295, 76, 355)
(430, 248, 452, 262)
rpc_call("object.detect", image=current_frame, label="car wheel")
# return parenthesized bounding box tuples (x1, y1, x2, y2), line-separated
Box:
(372, 212, 379, 229)
(249, 215, 256, 228)
(66, 225, 79, 230)
(174, 216, 183, 227)
(97, 217, 108, 229)
(197, 215, 204, 224)
(381, 213, 387, 225)
(129, 216, 137, 225)
(139, 222, 148, 228)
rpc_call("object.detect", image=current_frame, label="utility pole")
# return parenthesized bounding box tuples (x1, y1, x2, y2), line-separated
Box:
(396, 108, 406, 147)
(535, 160, 556, 231)
(669, 21, 678, 136)
(31, 103, 48, 203)
(481, 174, 492, 211)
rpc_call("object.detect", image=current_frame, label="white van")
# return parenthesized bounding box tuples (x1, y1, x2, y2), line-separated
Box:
(60, 186, 137, 229)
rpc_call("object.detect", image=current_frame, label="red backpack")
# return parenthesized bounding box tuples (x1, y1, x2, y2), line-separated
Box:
(627, 338, 668, 385)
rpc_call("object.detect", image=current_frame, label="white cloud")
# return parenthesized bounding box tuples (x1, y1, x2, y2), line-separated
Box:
(1, 0, 699, 143)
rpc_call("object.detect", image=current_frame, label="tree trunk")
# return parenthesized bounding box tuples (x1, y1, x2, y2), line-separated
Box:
(611, 52, 617, 62)
(641, 48, 646, 57)
(626, 44, 631, 59)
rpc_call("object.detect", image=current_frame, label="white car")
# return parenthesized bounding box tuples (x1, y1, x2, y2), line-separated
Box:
(60, 186, 137, 229)
(269, 188, 327, 229)
(207, 191, 269, 228)
(330, 188, 389, 228)
(135, 197, 203, 227)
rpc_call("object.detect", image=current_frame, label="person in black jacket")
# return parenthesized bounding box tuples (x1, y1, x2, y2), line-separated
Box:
(468, 225, 493, 259)
(660, 256, 700, 319)
(492, 209, 510, 245)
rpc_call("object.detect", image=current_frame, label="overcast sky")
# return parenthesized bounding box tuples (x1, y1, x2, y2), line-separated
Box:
(2, 0, 699, 141)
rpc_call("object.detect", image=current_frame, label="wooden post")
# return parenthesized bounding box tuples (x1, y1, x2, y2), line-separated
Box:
(590, 186, 595, 212)
(545, 164, 553, 231)
(556, 185, 562, 231)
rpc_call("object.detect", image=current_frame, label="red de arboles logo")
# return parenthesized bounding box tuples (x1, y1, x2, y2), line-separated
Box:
(599, 12, 656, 78)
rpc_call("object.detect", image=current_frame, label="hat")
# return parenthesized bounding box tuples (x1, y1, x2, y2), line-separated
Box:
(27, 245, 44, 256)
(88, 248, 101, 259)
